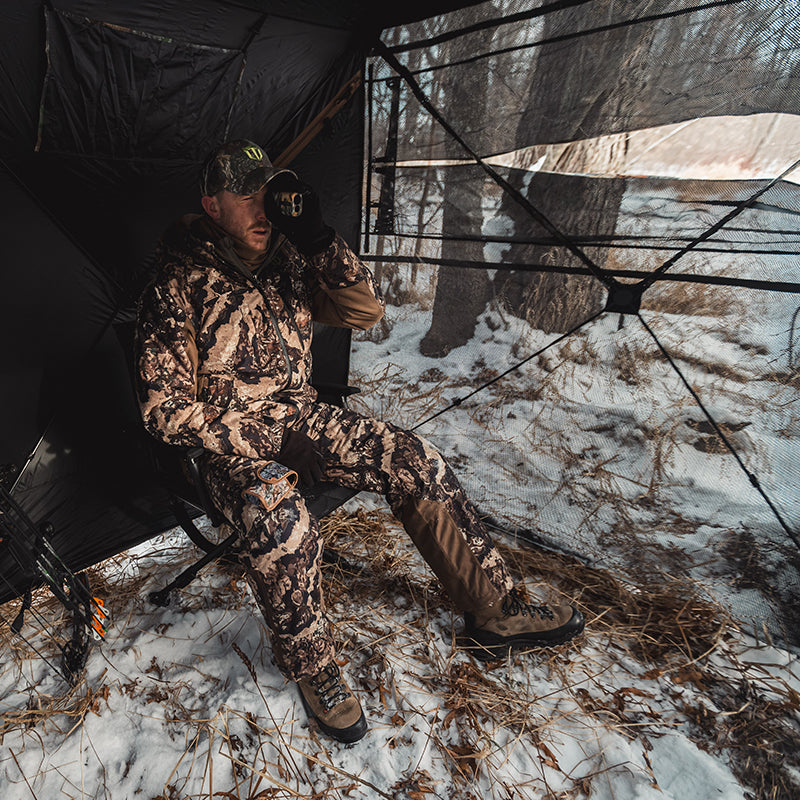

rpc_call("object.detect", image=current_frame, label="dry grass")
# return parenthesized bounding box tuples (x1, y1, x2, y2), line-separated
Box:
(1, 509, 799, 798)
(491, 536, 728, 671)
(348, 361, 448, 429)
(641, 282, 745, 318)
(341, 275, 798, 797)
(318, 508, 800, 800)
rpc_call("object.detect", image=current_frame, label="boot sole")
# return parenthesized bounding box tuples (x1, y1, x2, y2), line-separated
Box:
(298, 690, 368, 744)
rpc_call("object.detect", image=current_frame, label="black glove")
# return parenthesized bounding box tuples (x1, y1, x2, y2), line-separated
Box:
(278, 428, 324, 487)
(264, 172, 335, 257)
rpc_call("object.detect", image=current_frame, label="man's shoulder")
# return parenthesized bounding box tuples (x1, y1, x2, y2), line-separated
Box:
(158, 213, 204, 255)
(155, 214, 220, 277)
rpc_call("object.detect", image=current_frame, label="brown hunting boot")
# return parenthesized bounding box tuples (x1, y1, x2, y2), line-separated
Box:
(462, 588, 585, 661)
(297, 662, 367, 743)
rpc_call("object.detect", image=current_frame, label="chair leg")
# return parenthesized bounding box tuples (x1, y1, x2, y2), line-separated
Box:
(149, 527, 241, 607)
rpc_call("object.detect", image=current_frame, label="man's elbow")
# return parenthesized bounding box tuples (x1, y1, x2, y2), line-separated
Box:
(321, 286, 385, 330)
(350, 302, 385, 331)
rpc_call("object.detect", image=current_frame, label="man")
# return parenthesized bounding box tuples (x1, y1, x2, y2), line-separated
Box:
(136, 139, 584, 744)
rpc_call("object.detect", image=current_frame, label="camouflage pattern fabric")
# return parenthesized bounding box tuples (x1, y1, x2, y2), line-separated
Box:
(203, 402, 514, 680)
(136, 215, 384, 462)
(137, 215, 514, 680)
(199, 139, 292, 197)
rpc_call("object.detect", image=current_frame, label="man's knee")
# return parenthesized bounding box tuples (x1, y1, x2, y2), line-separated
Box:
(239, 492, 320, 564)
(390, 428, 452, 493)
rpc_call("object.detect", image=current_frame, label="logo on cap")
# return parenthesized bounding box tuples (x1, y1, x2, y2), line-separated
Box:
(243, 145, 264, 161)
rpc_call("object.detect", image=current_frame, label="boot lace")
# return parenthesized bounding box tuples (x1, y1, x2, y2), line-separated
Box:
(502, 588, 555, 621)
(309, 663, 350, 713)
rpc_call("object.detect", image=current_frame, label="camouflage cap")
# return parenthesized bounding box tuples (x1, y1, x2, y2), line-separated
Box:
(200, 139, 292, 196)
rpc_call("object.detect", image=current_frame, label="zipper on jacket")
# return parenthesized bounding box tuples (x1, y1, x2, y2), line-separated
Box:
(216, 238, 294, 392)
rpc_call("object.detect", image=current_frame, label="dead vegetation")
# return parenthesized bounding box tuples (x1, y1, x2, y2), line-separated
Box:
(348, 361, 448, 428)
(1, 508, 799, 799)
(318, 508, 800, 800)
(641, 282, 746, 318)
(3, 299, 798, 798)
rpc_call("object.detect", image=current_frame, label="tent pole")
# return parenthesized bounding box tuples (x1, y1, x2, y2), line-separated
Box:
(274, 71, 362, 168)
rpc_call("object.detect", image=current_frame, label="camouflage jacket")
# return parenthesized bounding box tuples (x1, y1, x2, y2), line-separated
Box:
(136, 214, 384, 460)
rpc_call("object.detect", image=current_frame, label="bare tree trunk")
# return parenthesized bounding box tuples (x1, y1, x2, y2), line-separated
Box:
(420, 7, 494, 358)
(420, 260, 491, 357)
(496, 6, 636, 333)
(495, 169, 616, 333)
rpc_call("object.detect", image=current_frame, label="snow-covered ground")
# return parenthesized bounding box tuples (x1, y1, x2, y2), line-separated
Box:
(1, 287, 798, 799)
(349, 296, 800, 646)
(1, 507, 798, 800)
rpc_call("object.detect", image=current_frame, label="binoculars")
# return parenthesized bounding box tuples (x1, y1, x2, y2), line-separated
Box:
(274, 190, 303, 218)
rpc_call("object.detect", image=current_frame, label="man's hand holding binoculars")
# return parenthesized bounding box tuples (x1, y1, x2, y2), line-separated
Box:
(264, 173, 335, 257)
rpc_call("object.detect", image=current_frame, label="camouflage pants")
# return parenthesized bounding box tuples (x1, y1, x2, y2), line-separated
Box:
(203, 402, 514, 680)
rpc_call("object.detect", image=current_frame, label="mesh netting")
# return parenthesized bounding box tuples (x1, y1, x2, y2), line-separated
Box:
(354, 0, 800, 646)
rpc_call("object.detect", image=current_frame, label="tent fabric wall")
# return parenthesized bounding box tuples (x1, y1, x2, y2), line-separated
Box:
(0, 0, 371, 603)
(0, 160, 178, 601)
(0, 0, 488, 604)
(1, 0, 798, 651)
(38, 7, 247, 160)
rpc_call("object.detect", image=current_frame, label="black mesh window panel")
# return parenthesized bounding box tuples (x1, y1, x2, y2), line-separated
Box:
(356, 0, 800, 646)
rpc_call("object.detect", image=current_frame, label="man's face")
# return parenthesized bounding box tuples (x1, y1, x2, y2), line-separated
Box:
(202, 187, 272, 253)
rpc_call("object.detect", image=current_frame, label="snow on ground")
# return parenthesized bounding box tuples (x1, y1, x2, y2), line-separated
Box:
(348, 298, 800, 643)
(1, 507, 798, 800)
(1, 293, 798, 799)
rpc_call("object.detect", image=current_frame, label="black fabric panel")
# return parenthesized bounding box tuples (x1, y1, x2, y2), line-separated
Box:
(0, 315, 179, 604)
(0, 1, 369, 603)
(0, 165, 118, 467)
(54, 0, 264, 49)
(45, 0, 490, 40)
(228, 23, 362, 165)
(39, 7, 246, 160)
(0, 163, 172, 604)
(0, 1, 46, 155)
(285, 57, 365, 245)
